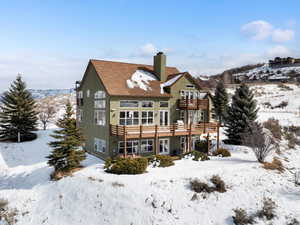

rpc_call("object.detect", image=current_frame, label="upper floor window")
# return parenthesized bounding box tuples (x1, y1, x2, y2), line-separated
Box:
(141, 111, 154, 125)
(95, 100, 105, 108)
(186, 84, 195, 88)
(160, 101, 169, 108)
(119, 111, 139, 125)
(78, 109, 83, 122)
(95, 91, 106, 99)
(120, 100, 139, 108)
(86, 90, 90, 98)
(94, 110, 106, 126)
(77, 91, 84, 106)
(141, 101, 153, 108)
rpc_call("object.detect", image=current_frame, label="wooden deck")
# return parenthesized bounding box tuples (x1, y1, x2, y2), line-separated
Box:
(110, 122, 219, 139)
(177, 98, 209, 110)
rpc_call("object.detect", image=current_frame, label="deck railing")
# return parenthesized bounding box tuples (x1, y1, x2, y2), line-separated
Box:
(177, 98, 209, 110)
(110, 122, 219, 139)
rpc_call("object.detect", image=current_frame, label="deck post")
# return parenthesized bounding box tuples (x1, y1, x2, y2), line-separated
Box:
(154, 125, 159, 155)
(189, 123, 192, 152)
(116, 125, 119, 136)
(217, 123, 220, 151)
(206, 133, 210, 154)
(123, 126, 127, 157)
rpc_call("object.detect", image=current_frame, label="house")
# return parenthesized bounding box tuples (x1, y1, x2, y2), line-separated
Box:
(76, 52, 219, 159)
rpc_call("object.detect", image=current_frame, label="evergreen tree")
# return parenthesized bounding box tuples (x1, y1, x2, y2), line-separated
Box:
(213, 81, 229, 124)
(0, 75, 38, 142)
(225, 83, 258, 145)
(47, 102, 86, 174)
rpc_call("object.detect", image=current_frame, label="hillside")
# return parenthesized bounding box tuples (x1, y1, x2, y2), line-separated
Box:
(0, 84, 300, 225)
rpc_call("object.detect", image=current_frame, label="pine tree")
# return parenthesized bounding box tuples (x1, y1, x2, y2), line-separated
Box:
(0, 75, 38, 142)
(225, 83, 258, 145)
(47, 102, 86, 175)
(213, 81, 229, 124)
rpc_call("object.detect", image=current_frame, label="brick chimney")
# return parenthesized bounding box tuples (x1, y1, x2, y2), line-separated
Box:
(154, 52, 166, 82)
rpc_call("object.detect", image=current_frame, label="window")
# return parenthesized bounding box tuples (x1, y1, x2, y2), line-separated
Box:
(179, 110, 185, 121)
(119, 111, 139, 125)
(200, 111, 205, 121)
(180, 136, 186, 150)
(77, 91, 83, 106)
(78, 109, 83, 122)
(141, 139, 153, 152)
(87, 90, 90, 98)
(94, 138, 106, 153)
(141, 101, 153, 108)
(95, 110, 106, 125)
(120, 100, 139, 107)
(118, 140, 139, 154)
(180, 90, 185, 99)
(141, 111, 154, 125)
(95, 100, 105, 108)
(95, 91, 105, 99)
(160, 101, 169, 108)
(186, 84, 195, 88)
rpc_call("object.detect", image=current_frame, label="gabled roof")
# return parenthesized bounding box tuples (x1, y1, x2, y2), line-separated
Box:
(86, 59, 180, 97)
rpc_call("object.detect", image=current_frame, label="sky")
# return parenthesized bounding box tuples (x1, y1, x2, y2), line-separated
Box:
(0, 0, 300, 91)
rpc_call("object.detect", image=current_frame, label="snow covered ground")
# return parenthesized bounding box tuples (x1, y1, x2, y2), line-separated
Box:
(0, 130, 299, 225)
(228, 83, 300, 126)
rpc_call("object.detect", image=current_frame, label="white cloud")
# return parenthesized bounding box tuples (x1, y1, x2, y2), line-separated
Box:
(139, 43, 157, 56)
(266, 45, 292, 57)
(241, 20, 295, 43)
(272, 29, 295, 42)
(241, 20, 273, 40)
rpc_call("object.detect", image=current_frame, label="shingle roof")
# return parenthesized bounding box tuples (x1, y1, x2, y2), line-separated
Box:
(88, 59, 181, 97)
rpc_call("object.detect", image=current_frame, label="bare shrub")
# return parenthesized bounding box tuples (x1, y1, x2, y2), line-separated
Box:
(37, 100, 56, 130)
(274, 101, 288, 109)
(112, 182, 125, 187)
(287, 218, 300, 225)
(232, 208, 254, 225)
(257, 198, 277, 220)
(213, 148, 231, 157)
(190, 175, 226, 194)
(0, 198, 18, 225)
(263, 118, 282, 140)
(263, 157, 284, 173)
(210, 175, 226, 193)
(190, 179, 213, 193)
(242, 122, 277, 163)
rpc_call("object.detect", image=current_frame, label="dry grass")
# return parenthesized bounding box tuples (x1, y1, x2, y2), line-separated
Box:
(263, 157, 284, 173)
(50, 167, 83, 180)
(88, 176, 104, 183)
(112, 182, 125, 188)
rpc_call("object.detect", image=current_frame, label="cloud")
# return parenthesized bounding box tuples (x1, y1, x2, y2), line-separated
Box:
(272, 29, 295, 42)
(266, 45, 292, 57)
(139, 43, 158, 56)
(241, 20, 273, 40)
(241, 20, 295, 43)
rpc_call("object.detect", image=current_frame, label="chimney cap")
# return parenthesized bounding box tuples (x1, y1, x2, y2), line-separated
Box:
(156, 51, 164, 55)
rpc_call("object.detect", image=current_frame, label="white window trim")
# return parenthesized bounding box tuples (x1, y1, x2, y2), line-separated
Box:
(95, 90, 106, 99)
(78, 109, 83, 122)
(141, 139, 154, 153)
(141, 101, 154, 108)
(141, 111, 154, 125)
(120, 100, 139, 108)
(94, 99, 106, 109)
(87, 90, 90, 98)
(95, 109, 106, 126)
(119, 111, 140, 126)
(159, 101, 169, 108)
(118, 140, 139, 154)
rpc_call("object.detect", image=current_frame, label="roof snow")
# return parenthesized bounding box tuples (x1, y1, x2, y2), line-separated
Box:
(126, 70, 157, 91)
(160, 74, 183, 94)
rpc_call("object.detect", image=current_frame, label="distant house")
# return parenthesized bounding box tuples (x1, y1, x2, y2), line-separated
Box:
(267, 75, 289, 82)
(75, 52, 219, 159)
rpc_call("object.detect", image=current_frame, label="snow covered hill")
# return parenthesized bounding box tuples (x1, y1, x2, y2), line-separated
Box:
(234, 63, 300, 82)
(0, 130, 299, 225)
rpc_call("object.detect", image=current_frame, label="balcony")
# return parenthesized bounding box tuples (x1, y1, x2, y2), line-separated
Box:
(110, 122, 219, 139)
(177, 98, 209, 110)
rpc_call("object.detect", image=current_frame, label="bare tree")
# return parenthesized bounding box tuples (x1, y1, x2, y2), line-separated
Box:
(38, 101, 56, 130)
(242, 122, 277, 163)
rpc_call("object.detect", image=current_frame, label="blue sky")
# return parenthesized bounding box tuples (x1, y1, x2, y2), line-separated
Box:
(0, 0, 299, 90)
